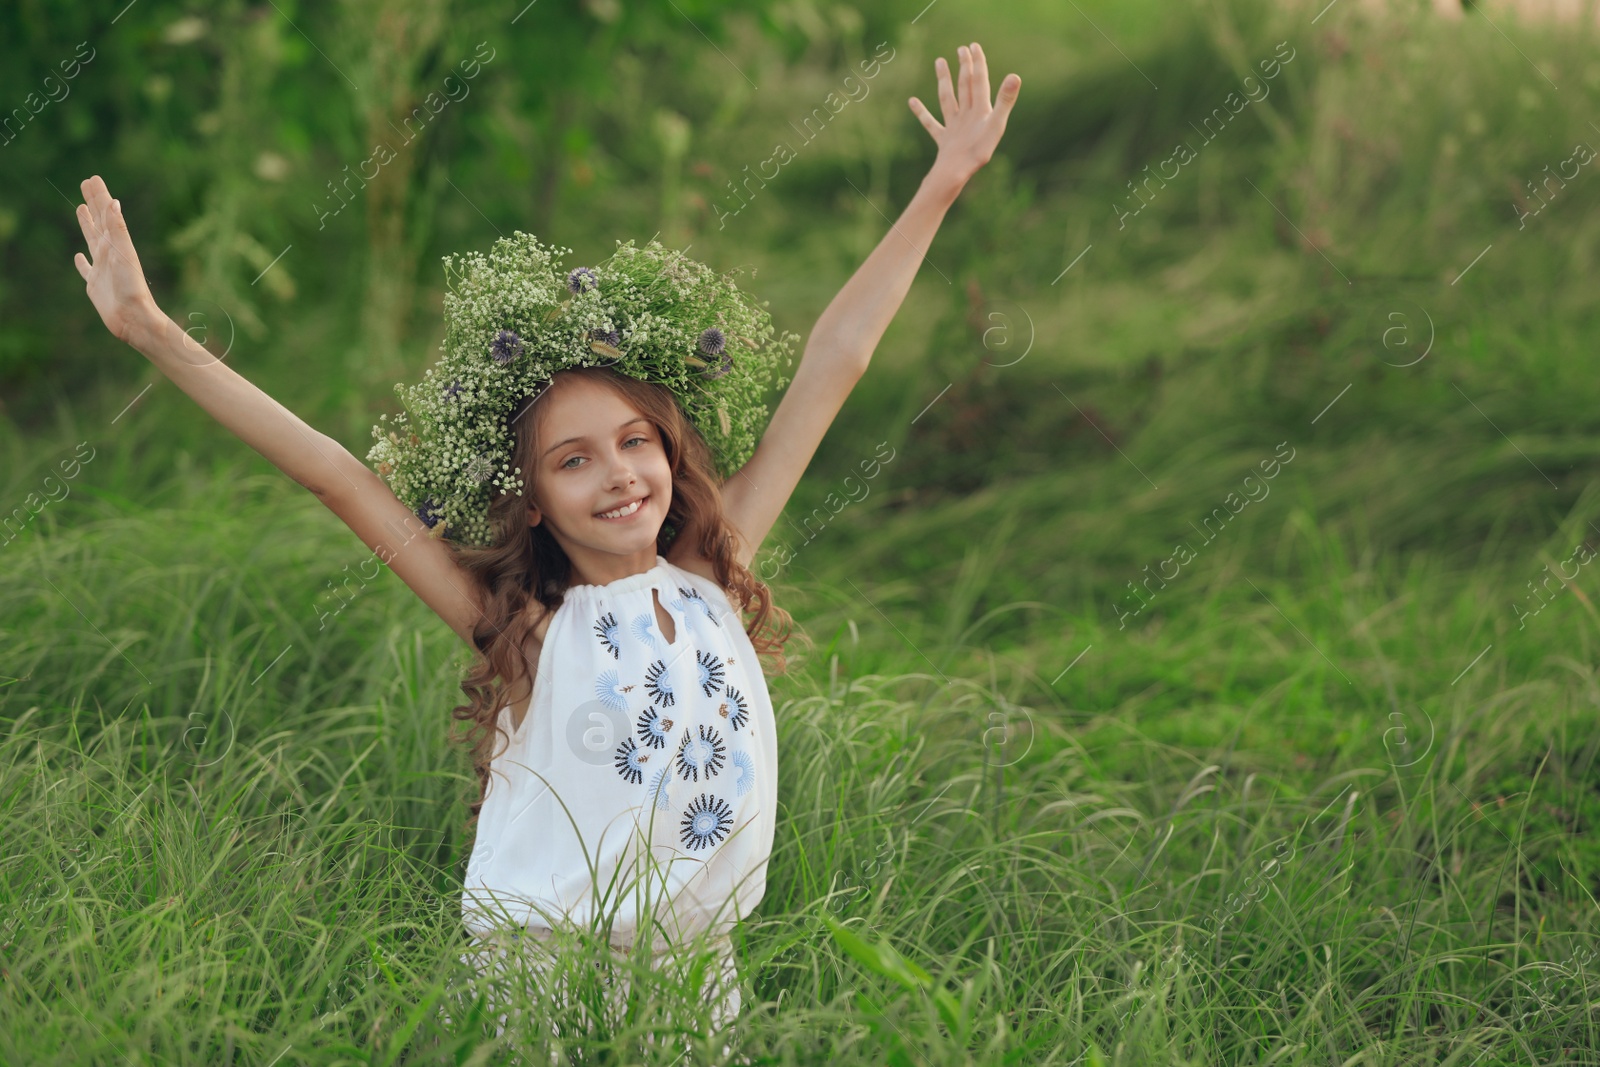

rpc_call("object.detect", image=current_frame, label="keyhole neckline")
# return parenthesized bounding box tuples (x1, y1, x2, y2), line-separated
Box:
(652, 586, 680, 647)
(556, 554, 689, 650)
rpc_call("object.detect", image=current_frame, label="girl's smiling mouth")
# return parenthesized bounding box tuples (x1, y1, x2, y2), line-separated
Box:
(595, 494, 649, 520)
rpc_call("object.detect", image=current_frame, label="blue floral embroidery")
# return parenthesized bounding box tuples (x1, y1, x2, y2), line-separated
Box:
(680, 793, 734, 851)
(613, 736, 651, 785)
(644, 659, 675, 707)
(647, 764, 673, 810)
(695, 650, 726, 697)
(719, 685, 749, 731)
(595, 669, 633, 712)
(630, 612, 665, 652)
(730, 749, 755, 798)
(676, 723, 726, 782)
(636, 706, 675, 749)
(593, 611, 622, 659)
(673, 586, 722, 628)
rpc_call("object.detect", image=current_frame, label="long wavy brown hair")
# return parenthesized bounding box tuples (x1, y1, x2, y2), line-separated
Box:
(442, 365, 805, 831)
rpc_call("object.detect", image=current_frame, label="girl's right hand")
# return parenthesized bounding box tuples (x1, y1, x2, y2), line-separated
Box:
(908, 42, 1021, 192)
(73, 175, 164, 348)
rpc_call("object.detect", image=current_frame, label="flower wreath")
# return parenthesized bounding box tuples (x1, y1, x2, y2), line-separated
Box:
(367, 232, 798, 548)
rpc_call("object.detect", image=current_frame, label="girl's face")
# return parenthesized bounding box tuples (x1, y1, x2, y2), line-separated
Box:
(526, 375, 673, 585)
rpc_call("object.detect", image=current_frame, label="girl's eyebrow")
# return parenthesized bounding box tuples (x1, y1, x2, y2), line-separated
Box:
(542, 416, 652, 459)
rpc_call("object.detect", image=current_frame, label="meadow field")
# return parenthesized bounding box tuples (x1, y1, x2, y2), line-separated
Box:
(4, 0, 1600, 1063)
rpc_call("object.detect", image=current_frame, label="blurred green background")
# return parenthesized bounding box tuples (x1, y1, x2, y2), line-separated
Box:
(7, 0, 1600, 1063)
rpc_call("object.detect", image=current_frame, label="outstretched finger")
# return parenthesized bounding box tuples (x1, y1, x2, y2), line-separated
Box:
(934, 55, 958, 122)
(75, 203, 100, 258)
(908, 96, 944, 138)
(74, 251, 90, 282)
(81, 175, 113, 224)
(956, 45, 972, 111)
(993, 73, 1022, 121)
(971, 42, 992, 111)
(99, 197, 139, 273)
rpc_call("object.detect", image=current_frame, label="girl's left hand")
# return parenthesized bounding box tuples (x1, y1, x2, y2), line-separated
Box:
(909, 42, 1022, 189)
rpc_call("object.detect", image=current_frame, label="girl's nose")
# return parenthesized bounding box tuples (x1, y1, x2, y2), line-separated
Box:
(605, 454, 638, 489)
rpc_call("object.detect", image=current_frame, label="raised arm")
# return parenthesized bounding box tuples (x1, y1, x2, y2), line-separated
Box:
(74, 175, 356, 499)
(72, 175, 488, 648)
(718, 42, 1022, 569)
(800, 43, 1021, 377)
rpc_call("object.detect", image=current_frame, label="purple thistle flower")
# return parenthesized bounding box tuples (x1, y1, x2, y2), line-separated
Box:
(490, 330, 523, 364)
(416, 498, 444, 528)
(590, 328, 621, 347)
(698, 327, 726, 356)
(701, 350, 734, 380)
(442, 379, 464, 400)
(567, 267, 598, 294)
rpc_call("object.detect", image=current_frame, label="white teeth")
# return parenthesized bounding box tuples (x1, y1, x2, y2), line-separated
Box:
(598, 497, 643, 519)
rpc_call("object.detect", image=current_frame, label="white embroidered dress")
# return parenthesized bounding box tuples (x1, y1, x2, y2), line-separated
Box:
(461, 554, 777, 954)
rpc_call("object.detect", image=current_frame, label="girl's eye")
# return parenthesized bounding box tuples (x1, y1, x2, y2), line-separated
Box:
(561, 436, 650, 469)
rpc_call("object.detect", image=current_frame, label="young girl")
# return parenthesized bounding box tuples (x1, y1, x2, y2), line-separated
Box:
(72, 40, 1020, 1055)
